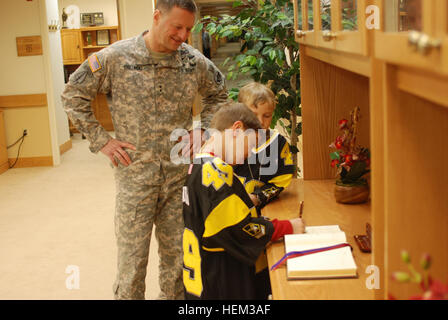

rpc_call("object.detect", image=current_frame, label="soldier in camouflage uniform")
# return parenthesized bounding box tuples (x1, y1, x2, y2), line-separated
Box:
(61, 0, 228, 300)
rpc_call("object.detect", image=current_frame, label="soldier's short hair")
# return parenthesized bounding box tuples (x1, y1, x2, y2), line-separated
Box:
(211, 102, 262, 131)
(238, 82, 276, 109)
(155, 0, 198, 14)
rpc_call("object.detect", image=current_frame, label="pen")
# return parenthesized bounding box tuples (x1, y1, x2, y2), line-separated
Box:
(299, 200, 304, 219)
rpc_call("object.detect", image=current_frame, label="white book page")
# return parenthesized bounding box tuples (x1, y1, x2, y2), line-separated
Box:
(284, 226, 357, 278)
(284, 231, 347, 252)
(287, 247, 357, 277)
(304, 225, 341, 234)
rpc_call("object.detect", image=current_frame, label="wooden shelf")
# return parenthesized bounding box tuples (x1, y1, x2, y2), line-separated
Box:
(264, 179, 373, 300)
(83, 45, 108, 49)
(80, 26, 119, 32)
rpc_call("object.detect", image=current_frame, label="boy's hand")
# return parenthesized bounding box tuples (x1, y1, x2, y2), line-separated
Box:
(289, 218, 306, 234)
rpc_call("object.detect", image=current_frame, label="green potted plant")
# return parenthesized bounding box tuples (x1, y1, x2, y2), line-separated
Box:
(329, 106, 370, 204)
(193, 0, 302, 176)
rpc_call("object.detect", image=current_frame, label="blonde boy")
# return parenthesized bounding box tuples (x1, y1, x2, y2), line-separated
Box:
(236, 82, 295, 210)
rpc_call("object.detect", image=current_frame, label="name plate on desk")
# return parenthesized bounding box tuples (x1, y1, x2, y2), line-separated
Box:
(16, 36, 43, 57)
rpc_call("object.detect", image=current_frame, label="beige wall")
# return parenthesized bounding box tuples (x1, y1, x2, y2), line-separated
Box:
(0, 0, 53, 161)
(118, 0, 154, 39)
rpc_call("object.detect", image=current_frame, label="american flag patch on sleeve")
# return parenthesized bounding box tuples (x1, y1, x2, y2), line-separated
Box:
(88, 54, 102, 73)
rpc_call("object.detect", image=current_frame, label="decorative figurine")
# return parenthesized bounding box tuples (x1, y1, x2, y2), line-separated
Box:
(62, 8, 68, 29)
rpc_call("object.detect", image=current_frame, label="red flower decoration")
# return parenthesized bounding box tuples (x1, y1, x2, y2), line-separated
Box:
(331, 159, 339, 168)
(338, 119, 348, 129)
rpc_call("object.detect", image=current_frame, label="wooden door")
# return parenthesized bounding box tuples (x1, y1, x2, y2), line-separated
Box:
(61, 29, 82, 65)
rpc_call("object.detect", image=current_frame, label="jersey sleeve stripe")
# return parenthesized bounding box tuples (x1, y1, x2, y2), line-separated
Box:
(268, 173, 293, 188)
(203, 194, 251, 238)
(253, 130, 280, 154)
(202, 246, 225, 252)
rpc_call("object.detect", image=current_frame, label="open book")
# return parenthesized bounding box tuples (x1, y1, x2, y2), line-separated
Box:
(284, 225, 358, 280)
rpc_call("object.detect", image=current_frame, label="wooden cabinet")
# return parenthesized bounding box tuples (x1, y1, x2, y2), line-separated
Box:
(61, 26, 120, 133)
(0, 110, 9, 175)
(61, 26, 120, 64)
(61, 29, 83, 65)
(375, 0, 448, 75)
(294, 0, 369, 56)
(293, 0, 448, 300)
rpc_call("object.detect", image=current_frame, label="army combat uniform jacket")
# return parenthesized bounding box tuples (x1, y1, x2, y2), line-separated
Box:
(61, 31, 228, 300)
(62, 30, 227, 157)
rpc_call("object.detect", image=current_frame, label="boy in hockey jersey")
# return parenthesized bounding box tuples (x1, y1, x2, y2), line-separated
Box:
(182, 102, 305, 300)
(235, 82, 295, 211)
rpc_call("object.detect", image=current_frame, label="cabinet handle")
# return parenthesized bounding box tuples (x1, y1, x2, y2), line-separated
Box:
(296, 30, 306, 38)
(408, 30, 441, 55)
(408, 30, 421, 48)
(322, 31, 336, 42)
(417, 34, 441, 55)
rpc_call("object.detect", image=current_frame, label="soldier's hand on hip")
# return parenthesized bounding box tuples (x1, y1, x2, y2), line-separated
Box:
(100, 138, 137, 167)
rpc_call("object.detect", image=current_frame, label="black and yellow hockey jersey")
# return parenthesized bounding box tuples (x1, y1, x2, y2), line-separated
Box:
(234, 129, 294, 209)
(182, 153, 275, 300)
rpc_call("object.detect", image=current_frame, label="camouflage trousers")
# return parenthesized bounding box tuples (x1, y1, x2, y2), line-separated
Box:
(112, 159, 188, 300)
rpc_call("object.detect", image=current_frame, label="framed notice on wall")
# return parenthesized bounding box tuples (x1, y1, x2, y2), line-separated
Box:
(16, 36, 43, 57)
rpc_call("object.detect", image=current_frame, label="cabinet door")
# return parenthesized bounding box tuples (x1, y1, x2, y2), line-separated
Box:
(294, 0, 317, 46)
(294, 0, 368, 55)
(61, 30, 82, 65)
(375, 0, 446, 74)
(333, 0, 368, 55)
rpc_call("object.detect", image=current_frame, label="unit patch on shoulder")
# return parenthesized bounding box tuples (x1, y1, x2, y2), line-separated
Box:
(88, 54, 102, 73)
(243, 223, 266, 239)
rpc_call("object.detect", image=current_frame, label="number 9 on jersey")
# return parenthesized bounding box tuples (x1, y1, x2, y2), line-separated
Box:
(182, 228, 203, 297)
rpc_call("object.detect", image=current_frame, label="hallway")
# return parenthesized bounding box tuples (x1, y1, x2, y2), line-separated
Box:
(0, 41, 250, 300)
(0, 134, 160, 299)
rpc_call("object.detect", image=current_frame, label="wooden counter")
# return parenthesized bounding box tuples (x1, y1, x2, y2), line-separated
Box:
(263, 179, 374, 300)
